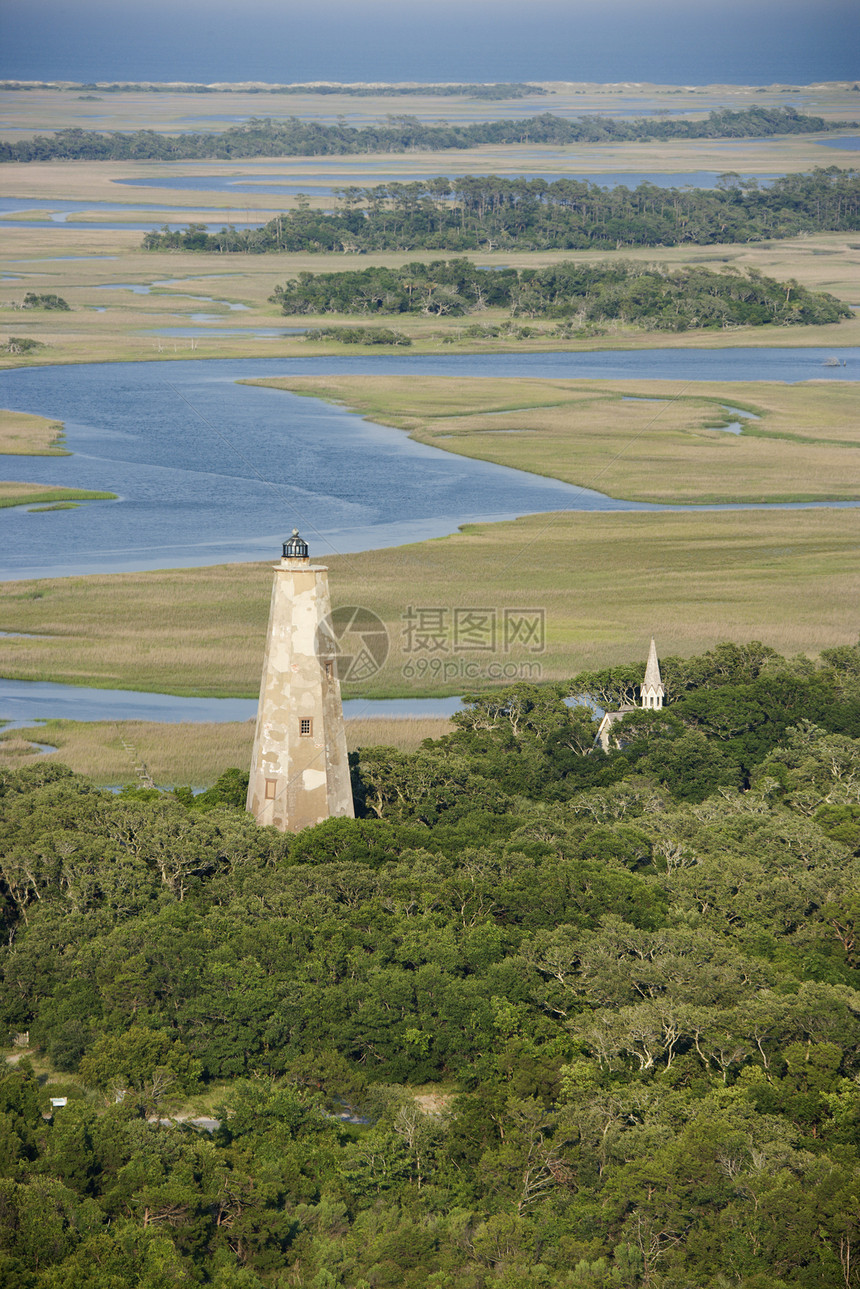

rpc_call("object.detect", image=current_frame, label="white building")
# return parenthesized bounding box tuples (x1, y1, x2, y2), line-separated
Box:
(595, 639, 665, 751)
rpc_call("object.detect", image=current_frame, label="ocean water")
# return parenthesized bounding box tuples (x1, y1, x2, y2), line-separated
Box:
(1, 0, 856, 87)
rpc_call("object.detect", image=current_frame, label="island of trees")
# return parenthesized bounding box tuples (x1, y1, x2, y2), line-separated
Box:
(1, 107, 852, 163)
(141, 167, 860, 255)
(18, 293, 70, 312)
(1, 641, 858, 1287)
(267, 259, 850, 331)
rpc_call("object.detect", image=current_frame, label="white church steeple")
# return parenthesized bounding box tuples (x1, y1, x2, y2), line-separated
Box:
(641, 638, 665, 710)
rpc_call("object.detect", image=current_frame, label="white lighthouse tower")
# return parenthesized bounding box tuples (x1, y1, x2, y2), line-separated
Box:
(246, 531, 354, 832)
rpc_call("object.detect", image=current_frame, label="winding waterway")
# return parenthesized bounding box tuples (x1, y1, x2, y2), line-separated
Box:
(0, 350, 856, 582)
(0, 679, 462, 732)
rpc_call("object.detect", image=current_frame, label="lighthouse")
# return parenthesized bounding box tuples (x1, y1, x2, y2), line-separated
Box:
(246, 531, 354, 832)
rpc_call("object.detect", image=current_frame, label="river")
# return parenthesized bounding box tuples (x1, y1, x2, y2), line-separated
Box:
(0, 678, 462, 732)
(0, 349, 855, 582)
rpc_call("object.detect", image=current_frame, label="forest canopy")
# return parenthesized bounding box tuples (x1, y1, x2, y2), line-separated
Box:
(1, 640, 859, 1287)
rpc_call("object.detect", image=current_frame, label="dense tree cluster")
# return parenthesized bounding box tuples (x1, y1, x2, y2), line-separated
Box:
(1, 107, 849, 163)
(19, 293, 70, 311)
(267, 259, 850, 330)
(142, 167, 860, 256)
(1, 641, 859, 1286)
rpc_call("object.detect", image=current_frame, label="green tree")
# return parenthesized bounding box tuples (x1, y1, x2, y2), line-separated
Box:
(78, 1027, 201, 1113)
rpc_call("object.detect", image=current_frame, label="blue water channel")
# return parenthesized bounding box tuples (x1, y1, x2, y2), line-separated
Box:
(0, 349, 856, 583)
(0, 198, 266, 233)
(0, 679, 463, 731)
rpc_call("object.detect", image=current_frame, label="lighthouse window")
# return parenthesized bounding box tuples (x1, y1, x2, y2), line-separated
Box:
(324, 660, 334, 680)
(300, 718, 312, 736)
(264, 778, 277, 800)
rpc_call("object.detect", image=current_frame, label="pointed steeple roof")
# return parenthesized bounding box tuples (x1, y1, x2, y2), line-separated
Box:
(643, 638, 663, 693)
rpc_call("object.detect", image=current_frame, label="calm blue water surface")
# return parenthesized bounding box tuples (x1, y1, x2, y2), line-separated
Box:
(0, 351, 856, 583)
(0, 678, 462, 730)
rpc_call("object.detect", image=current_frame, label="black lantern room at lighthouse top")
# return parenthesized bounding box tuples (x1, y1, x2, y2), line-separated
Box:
(282, 529, 309, 560)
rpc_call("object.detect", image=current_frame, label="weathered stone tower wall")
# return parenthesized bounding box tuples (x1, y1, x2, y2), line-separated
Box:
(246, 540, 354, 832)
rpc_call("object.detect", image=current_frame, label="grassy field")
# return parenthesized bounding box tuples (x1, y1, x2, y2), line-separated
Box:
(0, 408, 67, 454)
(1, 507, 858, 699)
(0, 482, 117, 509)
(250, 375, 860, 503)
(1, 227, 858, 372)
(0, 715, 454, 786)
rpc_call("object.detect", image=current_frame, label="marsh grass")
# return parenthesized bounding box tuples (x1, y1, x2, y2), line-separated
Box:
(0, 715, 454, 786)
(0, 562, 272, 693)
(0, 483, 117, 508)
(0, 408, 67, 455)
(1, 222, 858, 372)
(337, 508, 860, 692)
(345, 716, 453, 752)
(253, 375, 860, 503)
(2, 508, 859, 698)
(0, 719, 256, 785)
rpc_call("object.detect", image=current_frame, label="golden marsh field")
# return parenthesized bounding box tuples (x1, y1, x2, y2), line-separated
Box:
(2, 228, 859, 372)
(1, 507, 858, 698)
(0, 716, 454, 786)
(252, 375, 860, 503)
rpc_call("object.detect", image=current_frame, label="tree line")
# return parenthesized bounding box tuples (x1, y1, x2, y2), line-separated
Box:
(1, 80, 547, 100)
(267, 259, 849, 330)
(1, 107, 851, 162)
(142, 167, 860, 255)
(0, 640, 859, 1286)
